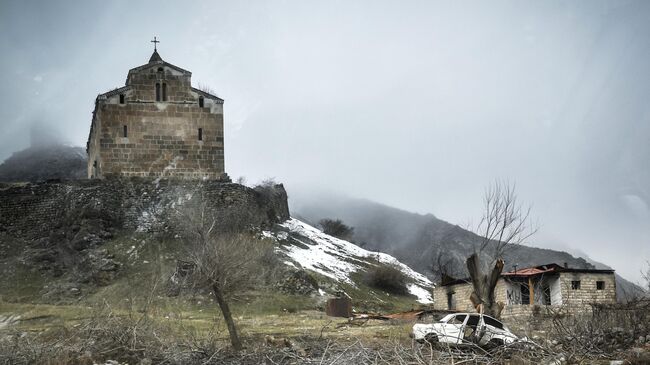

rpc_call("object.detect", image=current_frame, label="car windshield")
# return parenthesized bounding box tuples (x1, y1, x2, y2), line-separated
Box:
(439, 314, 456, 323)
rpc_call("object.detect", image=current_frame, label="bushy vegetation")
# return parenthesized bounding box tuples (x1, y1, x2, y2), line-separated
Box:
(363, 265, 409, 295)
(318, 218, 354, 240)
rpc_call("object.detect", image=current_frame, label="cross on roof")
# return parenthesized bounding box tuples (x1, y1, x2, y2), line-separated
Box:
(151, 36, 160, 51)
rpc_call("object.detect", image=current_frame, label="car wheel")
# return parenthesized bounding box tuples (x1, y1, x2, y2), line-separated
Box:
(424, 333, 438, 344)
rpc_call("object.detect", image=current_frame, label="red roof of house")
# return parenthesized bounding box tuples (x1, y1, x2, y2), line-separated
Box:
(502, 264, 560, 277)
(440, 263, 614, 286)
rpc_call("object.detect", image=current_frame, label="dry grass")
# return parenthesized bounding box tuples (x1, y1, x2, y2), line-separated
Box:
(4, 302, 649, 365)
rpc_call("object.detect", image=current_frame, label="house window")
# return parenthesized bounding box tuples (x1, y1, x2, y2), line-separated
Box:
(198, 96, 204, 108)
(123, 125, 128, 138)
(198, 128, 203, 141)
(162, 83, 167, 101)
(447, 292, 454, 310)
(155, 83, 161, 101)
(596, 281, 605, 290)
(571, 280, 581, 290)
(119, 94, 125, 104)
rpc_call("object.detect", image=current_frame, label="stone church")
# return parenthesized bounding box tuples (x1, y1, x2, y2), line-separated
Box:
(86, 47, 229, 181)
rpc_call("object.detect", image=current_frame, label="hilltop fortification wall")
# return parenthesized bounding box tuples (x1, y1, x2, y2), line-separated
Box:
(0, 179, 289, 239)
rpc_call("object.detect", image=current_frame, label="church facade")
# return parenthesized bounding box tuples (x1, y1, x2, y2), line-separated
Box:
(86, 49, 229, 181)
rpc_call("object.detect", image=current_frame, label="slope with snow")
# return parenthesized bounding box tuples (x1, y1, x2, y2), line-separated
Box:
(264, 218, 433, 304)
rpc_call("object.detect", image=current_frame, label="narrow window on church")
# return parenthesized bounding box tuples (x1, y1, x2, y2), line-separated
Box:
(198, 128, 203, 141)
(198, 96, 204, 108)
(123, 125, 128, 138)
(155, 83, 161, 101)
(119, 94, 125, 104)
(162, 83, 167, 101)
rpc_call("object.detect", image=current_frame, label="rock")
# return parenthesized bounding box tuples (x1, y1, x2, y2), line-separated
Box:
(32, 249, 57, 263)
(610, 361, 624, 365)
(277, 270, 319, 295)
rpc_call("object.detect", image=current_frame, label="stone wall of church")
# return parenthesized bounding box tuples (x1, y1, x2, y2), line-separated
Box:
(126, 64, 194, 102)
(90, 101, 225, 180)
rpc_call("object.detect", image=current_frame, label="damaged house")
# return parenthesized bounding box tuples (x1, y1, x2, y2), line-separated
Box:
(432, 263, 616, 317)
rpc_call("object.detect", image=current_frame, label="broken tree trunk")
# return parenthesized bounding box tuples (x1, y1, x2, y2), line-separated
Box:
(466, 253, 505, 318)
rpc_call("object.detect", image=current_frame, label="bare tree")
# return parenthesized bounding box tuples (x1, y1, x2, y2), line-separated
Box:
(642, 260, 650, 293)
(466, 181, 537, 318)
(430, 250, 457, 284)
(175, 192, 272, 351)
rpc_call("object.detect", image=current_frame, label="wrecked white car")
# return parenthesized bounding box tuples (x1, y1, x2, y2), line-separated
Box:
(412, 313, 518, 347)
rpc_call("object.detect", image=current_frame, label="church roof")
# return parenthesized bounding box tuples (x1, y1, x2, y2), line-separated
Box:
(126, 51, 191, 84)
(99, 85, 131, 99)
(192, 87, 224, 103)
(148, 50, 163, 63)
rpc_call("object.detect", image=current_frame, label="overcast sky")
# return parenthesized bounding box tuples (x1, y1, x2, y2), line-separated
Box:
(1, 0, 648, 282)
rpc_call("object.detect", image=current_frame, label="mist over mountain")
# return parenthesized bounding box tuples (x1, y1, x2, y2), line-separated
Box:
(289, 186, 645, 301)
(0, 144, 86, 182)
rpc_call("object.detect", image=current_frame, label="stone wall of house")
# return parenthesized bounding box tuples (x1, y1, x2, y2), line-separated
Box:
(559, 271, 617, 309)
(87, 58, 226, 180)
(433, 281, 475, 312)
(0, 179, 290, 240)
(433, 279, 512, 312)
(433, 272, 616, 319)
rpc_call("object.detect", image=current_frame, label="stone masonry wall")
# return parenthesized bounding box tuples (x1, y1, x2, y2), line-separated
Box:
(559, 271, 616, 309)
(0, 179, 290, 240)
(92, 102, 224, 179)
(126, 62, 195, 102)
(433, 281, 475, 312)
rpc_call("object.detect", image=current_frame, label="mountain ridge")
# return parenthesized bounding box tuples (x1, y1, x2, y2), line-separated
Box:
(289, 187, 645, 301)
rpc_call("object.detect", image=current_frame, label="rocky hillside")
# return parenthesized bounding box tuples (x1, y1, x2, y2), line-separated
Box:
(0, 144, 87, 182)
(290, 189, 645, 301)
(0, 179, 431, 311)
(266, 218, 432, 304)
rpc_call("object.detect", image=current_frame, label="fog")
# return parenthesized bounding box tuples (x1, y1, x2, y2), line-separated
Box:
(1, 1, 648, 282)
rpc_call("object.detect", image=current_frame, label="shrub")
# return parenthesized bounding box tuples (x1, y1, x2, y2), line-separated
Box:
(318, 218, 354, 240)
(364, 265, 409, 295)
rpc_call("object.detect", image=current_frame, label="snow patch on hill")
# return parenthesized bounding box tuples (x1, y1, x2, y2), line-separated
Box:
(265, 218, 433, 303)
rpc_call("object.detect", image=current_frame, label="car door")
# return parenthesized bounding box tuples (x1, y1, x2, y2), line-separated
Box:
(439, 314, 466, 344)
(462, 314, 481, 344)
(480, 315, 512, 345)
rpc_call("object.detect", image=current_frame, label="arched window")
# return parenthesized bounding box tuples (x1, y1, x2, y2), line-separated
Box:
(198, 96, 204, 108)
(157, 67, 163, 73)
(155, 83, 161, 101)
(119, 94, 125, 104)
(162, 83, 167, 101)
